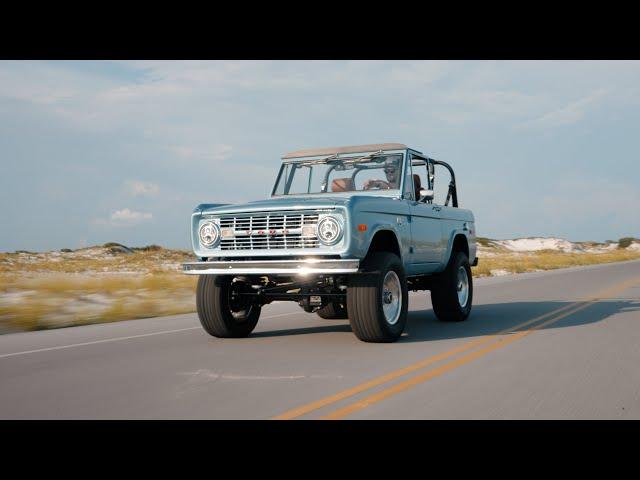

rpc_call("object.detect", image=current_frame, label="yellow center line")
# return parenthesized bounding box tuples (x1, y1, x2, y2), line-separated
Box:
(272, 302, 582, 420)
(320, 277, 639, 420)
(272, 276, 639, 421)
(321, 301, 592, 420)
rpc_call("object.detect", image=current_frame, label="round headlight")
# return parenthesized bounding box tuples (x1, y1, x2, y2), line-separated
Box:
(199, 221, 220, 248)
(316, 216, 342, 245)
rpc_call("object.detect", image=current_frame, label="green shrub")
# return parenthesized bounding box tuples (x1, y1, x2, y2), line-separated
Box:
(618, 237, 637, 249)
(476, 237, 493, 247)
(133, 245, 163, 252)
(103, 242, 128, 249)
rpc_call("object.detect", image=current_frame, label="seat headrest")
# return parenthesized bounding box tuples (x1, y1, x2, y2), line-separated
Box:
(331, 178, 355, 192)
(413, 174, 422, 200)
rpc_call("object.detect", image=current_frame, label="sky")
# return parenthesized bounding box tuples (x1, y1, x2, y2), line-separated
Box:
(1, 60, 639, 252)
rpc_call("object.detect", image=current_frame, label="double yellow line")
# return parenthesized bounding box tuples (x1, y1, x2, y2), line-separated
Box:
(273, 276, 638, 420)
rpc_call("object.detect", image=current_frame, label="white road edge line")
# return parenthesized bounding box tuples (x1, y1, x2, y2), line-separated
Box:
(0, 311, 299, 359)
(0, 327, 201, 359)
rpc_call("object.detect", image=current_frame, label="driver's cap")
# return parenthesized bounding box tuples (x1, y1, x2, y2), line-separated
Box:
(384, 158, 398, 169)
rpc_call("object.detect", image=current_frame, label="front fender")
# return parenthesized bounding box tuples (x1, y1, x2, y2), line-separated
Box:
(193, 203, 231, 215)
(345, 196, 411, 262)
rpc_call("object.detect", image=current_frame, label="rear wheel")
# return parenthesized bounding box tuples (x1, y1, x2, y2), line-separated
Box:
(316, 302, 348, 319)
(347, 252, 408, 343)
(431, 251, 473, 322)
(196, 275, 261, 338)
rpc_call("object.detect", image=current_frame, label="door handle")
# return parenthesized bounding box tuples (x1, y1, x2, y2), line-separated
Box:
(432, 205, 442, 212)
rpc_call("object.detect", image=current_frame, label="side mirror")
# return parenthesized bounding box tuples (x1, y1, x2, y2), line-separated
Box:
(420, 189, 434, 201)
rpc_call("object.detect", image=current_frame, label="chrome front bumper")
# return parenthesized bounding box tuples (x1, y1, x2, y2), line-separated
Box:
(183, 258, 360, 275)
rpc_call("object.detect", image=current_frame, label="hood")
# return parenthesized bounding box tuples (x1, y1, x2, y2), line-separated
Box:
(195, 195, 354, 216)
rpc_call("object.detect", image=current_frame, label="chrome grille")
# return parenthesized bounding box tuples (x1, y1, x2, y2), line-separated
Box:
(219, 212, 320, 250)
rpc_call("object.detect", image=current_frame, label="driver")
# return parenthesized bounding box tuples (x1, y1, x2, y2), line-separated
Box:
(363, 158, 400, 190)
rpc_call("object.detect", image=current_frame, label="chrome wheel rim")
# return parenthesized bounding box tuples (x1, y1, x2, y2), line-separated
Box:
(457, 266, 469, 308)
(382, 271, 402, 325)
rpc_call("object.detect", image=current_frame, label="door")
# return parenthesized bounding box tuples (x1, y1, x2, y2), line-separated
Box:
(404, 154, 444, 273)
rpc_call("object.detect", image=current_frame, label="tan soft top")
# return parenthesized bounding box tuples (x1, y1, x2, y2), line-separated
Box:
(282, 143, 408, 159)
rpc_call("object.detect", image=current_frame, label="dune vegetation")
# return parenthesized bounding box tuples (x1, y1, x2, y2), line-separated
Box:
(1, 238, 639, 333)
(0, 244, 197, 333)
(472, 248, 640, 277)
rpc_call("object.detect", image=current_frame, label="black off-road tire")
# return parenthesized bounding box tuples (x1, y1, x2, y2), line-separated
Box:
(316, 302, 349, 319)
(431, 251, 473, 322)
(196, 275, 261, 338)
(347, 252, 408, 343)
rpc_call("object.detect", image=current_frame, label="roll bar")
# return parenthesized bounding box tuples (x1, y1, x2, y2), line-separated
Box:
(429, 158, 458, 208)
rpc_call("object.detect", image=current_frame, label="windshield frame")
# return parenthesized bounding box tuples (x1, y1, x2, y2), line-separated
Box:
(271, 148, 408, 197)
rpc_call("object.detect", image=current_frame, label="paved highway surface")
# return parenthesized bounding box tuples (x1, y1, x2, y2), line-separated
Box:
(1, 260, 639, 419)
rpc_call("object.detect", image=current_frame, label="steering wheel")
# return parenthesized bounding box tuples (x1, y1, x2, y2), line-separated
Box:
(363, 179, 391, 190)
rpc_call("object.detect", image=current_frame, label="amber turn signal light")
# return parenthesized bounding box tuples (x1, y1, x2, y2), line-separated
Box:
(357, 224, 367, 232)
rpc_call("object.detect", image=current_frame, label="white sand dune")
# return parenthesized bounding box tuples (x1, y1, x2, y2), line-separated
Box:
(494, 237, 576, 252)
(477, 236, 639, 256)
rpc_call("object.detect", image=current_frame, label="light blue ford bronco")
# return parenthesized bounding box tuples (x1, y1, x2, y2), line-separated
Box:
(184, 143, 477, 343)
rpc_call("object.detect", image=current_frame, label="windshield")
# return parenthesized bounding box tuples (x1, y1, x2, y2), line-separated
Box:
(273, 153, 404, 195)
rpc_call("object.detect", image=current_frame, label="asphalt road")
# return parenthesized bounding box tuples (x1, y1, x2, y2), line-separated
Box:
(1, 260, 640, 419)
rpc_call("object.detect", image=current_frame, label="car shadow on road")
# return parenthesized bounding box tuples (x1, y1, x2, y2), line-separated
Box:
(400, 299, 640, 343)
(251, 323, 353, 338)
(251, 299, 640, 342)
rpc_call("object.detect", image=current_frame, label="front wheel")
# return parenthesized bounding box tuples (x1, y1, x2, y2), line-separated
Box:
(196, 275, 261, 338)
(430, 251, 473, 322)
(347, 252, 408, 343)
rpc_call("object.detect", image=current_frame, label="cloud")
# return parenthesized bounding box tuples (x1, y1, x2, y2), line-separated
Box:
(108, 208, 153, 227)
(167, 144, 233, 163)
(442, 89, 545, 117)
(0, 61, 111, 106)
(125, 180, 160, 197)
(3, 61, 640, 251)
(521, 89, 608, 129)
